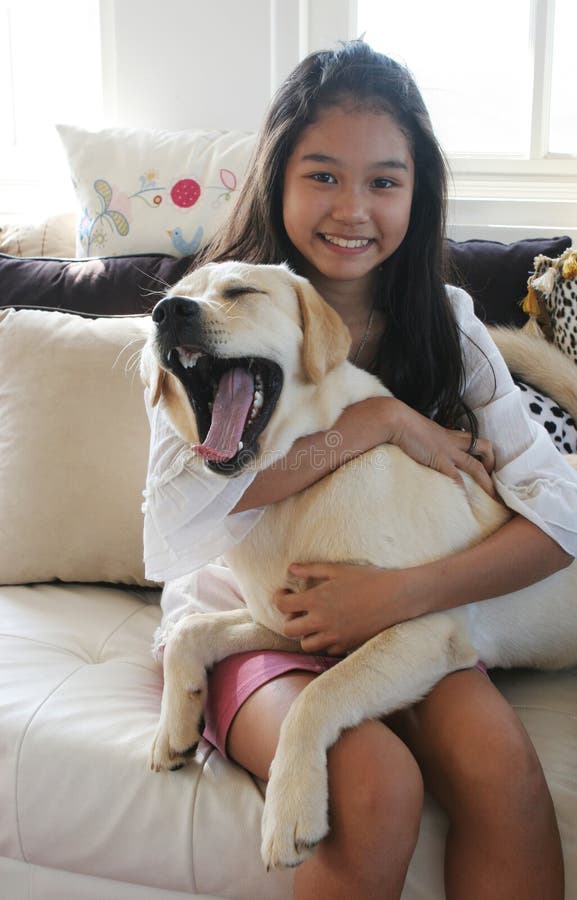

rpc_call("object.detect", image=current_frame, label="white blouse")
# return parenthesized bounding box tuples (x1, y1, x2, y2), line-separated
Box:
(142, 285, 577, 589)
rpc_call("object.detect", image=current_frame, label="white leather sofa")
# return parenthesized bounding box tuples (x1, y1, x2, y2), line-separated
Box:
(1, 578, 576, 899)
(1, 298, 576, 900)
(1, 123, 576, 899)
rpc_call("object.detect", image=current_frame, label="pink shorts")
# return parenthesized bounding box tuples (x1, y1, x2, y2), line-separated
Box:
(203, 650, 488, 758)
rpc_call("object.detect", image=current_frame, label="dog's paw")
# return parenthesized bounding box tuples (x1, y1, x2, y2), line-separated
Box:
(149, 686, 206, 773)
(260, 750, 329, 870)
(149, 725, 196, 772)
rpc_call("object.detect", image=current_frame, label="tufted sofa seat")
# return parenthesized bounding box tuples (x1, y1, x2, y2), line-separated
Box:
(2, 581, 576, 899)
(0, 582, 292, 899)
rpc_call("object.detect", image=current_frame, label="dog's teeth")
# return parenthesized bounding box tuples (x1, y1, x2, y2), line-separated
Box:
(238, 441, 243, 451)
(177, 347, 201, 369)
(247, 387, 264, 425)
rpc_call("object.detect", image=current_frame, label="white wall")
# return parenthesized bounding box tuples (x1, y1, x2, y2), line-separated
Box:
(99, 0, 352, 133)
(100, 0, 273, 132)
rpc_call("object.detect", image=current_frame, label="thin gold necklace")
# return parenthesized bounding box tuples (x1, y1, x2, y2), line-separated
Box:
(352, 301, 377, 366)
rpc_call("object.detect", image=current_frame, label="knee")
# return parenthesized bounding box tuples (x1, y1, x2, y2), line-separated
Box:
(328, 720, 424, 843)
(441, 715, 548, 820)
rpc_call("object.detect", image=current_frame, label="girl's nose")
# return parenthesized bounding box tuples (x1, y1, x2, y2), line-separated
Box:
(331, 187, 370, 224)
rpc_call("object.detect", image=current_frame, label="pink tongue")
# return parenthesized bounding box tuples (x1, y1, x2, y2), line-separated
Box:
(193, 367, 255, 461)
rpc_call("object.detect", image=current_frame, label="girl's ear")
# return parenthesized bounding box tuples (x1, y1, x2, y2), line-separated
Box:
(293, 276, 352, 383)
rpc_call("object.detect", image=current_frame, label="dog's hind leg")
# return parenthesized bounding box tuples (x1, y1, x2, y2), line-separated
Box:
(150, 608, 296, 772)
(261, 611, 477, 870)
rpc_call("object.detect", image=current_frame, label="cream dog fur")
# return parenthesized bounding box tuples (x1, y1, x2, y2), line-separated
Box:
(141, 261, 577, 871)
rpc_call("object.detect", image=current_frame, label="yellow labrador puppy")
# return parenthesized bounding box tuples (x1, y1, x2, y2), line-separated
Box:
(141, 261, 577, 871)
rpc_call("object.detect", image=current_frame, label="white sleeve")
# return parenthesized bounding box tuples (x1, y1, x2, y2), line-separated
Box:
(448, 286, 577, 557)
(142, 390, 264, 582)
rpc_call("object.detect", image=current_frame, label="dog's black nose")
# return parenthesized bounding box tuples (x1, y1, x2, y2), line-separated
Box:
(152, 295, 200, 326)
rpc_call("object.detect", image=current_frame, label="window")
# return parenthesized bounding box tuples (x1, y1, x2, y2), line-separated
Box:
(356, 0, 576, 169)
(549, 0, 575, 155)
(0, 0, 102, 214)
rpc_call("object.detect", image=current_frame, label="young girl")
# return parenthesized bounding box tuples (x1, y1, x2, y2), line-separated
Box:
(143, 42, 577, 900)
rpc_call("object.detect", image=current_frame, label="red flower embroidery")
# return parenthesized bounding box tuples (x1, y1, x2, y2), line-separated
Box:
(171, 179, 201, 208)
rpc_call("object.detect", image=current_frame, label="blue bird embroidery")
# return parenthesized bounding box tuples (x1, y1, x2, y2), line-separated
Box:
(168, 225, 204, 255)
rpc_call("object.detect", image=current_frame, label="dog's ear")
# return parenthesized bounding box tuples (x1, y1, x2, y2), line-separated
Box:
(148, 366, 165, 407)
(141, 345, 199, 442)
(160, 373, 200, 443)
(293, 276, 351, 383)
(140, 348, 166, 407)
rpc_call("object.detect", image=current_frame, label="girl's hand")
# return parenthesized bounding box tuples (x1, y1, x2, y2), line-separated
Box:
(275, 562, 412, 655)
(383, 398, 496, 497)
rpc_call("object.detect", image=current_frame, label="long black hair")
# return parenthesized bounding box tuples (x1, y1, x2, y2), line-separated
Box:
(198, 41, 473, 429)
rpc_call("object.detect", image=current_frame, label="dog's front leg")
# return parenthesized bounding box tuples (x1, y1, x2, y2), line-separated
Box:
(261, 610, 477, 870)
(150, 608, 296, 772)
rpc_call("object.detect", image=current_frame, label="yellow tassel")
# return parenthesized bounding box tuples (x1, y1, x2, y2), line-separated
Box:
(521, 317, 546, 338)
(561, 253, 577, 280)
(521, 285, 542, 317)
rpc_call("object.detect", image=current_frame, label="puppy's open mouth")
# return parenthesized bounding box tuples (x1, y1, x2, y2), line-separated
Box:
(164, 345, 283, 474)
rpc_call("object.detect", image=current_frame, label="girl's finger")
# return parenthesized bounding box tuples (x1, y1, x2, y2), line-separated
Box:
(283, 614, 312, 639)
(471, 438, 495, 474)
(437, 461, 466, 492)
(299, 632, 326, 653)
(458, 453, 498, 498)
(274, 590, 305, 612)
(289, 561, 334, 577)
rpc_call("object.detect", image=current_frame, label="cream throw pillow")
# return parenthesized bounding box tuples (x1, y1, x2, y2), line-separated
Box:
(0, 212, 77, 258)
(57, 124, 256, 258)
(0, 308, 155, 586)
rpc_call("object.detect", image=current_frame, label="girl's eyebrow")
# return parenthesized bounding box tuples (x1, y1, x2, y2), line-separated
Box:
(300, 152, 409, 171)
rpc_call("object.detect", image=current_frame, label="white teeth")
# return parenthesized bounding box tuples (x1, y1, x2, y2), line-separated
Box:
(237, 441, 243, 451)
(247, 388, 264, 424)
(177, 347, 202, 369)
(322, 234, 371, 248)
(246, 371, 265, 425)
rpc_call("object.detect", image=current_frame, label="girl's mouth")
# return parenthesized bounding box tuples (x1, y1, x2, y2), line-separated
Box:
(319, 233, 374, 250)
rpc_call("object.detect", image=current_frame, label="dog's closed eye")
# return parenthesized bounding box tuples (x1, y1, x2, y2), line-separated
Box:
(222, 285, 268, 299)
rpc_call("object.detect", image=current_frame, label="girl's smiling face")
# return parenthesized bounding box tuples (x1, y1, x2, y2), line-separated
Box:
(282, 104, 415, 298)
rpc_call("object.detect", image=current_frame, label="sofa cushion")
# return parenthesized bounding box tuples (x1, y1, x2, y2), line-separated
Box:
(57, 124, 256, 257)
(1, 236, 572, 325)
(0, 308, 153, 585)
(0, 252, 193, 316)
(1, 582, 575, 898)
(0, 212, 77, 258)
(447, 235, 572, 327)
(0, 581, 293, 899)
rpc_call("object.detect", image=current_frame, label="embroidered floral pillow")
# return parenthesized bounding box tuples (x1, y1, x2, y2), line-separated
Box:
(524, 248, 577, 364)
(57, 125, 256, 258)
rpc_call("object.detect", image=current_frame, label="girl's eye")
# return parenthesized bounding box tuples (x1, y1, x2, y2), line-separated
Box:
(310, 173, 337, 184)
(372, 178, 395, 189)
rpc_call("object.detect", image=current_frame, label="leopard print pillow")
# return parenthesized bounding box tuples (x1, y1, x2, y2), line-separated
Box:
(526, 248, 577, 364)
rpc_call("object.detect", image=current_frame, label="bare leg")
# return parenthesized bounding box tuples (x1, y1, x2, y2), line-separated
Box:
(228, 672, 424, 900)
(390, 668, 564, 900)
